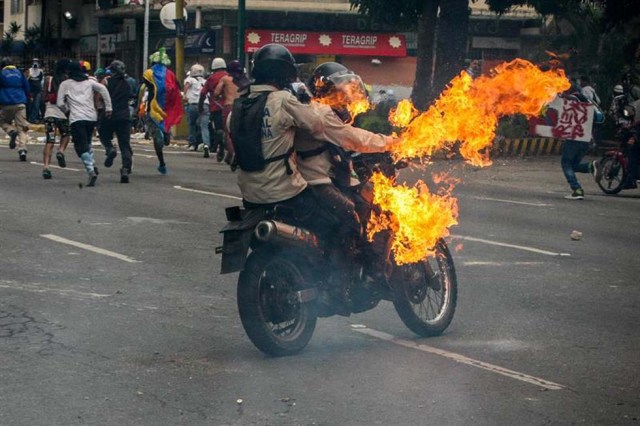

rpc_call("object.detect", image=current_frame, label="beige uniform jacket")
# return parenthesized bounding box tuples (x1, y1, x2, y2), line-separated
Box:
(295, 102, 389, 185)
(235, 85, 325, 205)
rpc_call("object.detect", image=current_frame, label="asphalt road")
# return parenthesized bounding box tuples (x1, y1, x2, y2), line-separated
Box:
(1, 141, 639, 426)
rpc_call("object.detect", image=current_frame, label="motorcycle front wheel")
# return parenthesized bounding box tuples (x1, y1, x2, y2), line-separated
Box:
(237, 249, 317, 356)
(596, 155, 626, 194)
(392, 239, 457, 337)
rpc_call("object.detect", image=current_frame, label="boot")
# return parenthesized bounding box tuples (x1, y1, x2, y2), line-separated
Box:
(120, 167, 129, 184)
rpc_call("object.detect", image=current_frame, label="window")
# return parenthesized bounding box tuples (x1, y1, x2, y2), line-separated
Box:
(11, 0, 24, 15)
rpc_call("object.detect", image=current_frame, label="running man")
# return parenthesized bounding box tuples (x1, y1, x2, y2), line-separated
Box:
(42, 59, 72, 179)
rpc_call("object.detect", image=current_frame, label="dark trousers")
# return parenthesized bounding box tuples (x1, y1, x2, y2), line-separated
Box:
(71, 121, 95, 157)
(101, 119, 133, 171)
(561, 140, 590, 190)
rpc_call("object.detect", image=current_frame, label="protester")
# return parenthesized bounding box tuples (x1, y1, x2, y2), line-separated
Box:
(42, 59, 72, 179)
(199, 57, 227, 162)
(142, 48, 183, 175)
(579, 76, 601, 105)
(57, 61, 113, 187)
(102, 60, 134, 183)
(183, 63, 207, 154)
(559, 84, 598, 200)
(0, 57, 30, 162)
(213, 61, 243, 162)
(27, 58, 44, 123)
(94, 67, 115, 165)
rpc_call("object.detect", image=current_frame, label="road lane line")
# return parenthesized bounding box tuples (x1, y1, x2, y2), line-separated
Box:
(453, 235, 571, 257)
(174, 185, 242, 200)
(469, 196, 551, 207)
(352, 326, 565, 390)
(40, 234, 141, 263)
(463, 261, 545, 266)
(30, 161, 82, 172)
(0, 281, 110, 299)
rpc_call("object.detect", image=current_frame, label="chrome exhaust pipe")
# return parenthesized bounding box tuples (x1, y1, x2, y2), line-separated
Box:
(255, 220, 319, 249)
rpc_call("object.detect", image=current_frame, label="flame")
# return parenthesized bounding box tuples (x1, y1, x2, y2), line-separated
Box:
(367, 172, 458, 265)
(390, 59, 570, 167)
(366, 59, 570, 265)
(389, 99, 419, 128)
(313, 80, 371, 122)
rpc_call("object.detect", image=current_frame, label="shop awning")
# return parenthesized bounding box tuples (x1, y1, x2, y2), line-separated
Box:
(245, 29, 406, 57)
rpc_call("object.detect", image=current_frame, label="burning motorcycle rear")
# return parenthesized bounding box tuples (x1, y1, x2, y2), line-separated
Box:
(216, 154, 457, 356)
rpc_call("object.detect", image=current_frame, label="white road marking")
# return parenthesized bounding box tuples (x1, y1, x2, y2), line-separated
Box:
(127, 216, 191, 225)
(133, 153, 156, 159)
(352, 326, 565, 391)
(463, 261, 545, 266)
(40, 234, 141, 263)
(174, 185, 242, 200)
(0, 281, 158, 310)
(453, 235, 571, 257)
(30, 161, 82, 172)
(470, 196, 551, 207)
(0, 281, 110, 299)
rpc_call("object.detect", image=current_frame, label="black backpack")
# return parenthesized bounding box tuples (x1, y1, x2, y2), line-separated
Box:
(230, 92, 293, 174)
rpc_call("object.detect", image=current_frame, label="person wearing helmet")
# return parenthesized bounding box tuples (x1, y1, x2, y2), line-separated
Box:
(41, 58, 72, 179)
(184, 63, 208, 155)
(199, 57, 228, 161)
(297, 61, 398, 292)
(229, 47, 397, 299)
(142, 48, 183, 175)
(0, 57, 31, 162)
(57, 60, 113, 187)
(101, 60, 134, 183)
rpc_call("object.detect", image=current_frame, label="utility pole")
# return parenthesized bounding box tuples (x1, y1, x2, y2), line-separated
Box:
(175, 0, 185, 83)
(143, 0, 150, 71)
(237, 0, 245, 65)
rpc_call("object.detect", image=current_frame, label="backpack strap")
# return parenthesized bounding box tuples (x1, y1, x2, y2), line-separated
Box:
(264, 146, 294, 175)
(297, 144, 329, 160)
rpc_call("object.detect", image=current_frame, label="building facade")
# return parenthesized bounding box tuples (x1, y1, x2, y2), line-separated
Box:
(3, 1, 543, 94)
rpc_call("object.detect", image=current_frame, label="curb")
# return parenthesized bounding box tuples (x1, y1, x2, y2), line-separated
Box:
(493, 137, 563, 157)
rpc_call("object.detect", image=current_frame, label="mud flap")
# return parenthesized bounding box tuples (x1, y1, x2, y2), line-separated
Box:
(217, 230, 253, 274)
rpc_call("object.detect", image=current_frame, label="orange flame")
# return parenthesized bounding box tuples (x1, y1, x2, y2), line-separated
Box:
(314, 80, 371, 122)
(366, 59, 570, 265)
(391, 59, 570, 166)
(367, 172, 458, 265)
(389, 99, 419, 128)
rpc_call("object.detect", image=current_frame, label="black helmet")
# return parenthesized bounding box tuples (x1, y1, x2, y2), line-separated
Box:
(251, 44, 297, 87)
(308, 62, 350, 97)
(108, 60, 126, 76)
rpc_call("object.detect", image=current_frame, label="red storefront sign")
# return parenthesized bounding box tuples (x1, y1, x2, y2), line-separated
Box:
(245, 29, 407, 57)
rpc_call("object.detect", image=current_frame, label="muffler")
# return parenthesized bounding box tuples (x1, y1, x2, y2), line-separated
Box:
(254, 220, 320, 251)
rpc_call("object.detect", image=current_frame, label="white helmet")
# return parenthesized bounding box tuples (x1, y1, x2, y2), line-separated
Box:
(211, 57, 227, 71)
(613, 84, 624, 94)
(190, 63, 205, 77)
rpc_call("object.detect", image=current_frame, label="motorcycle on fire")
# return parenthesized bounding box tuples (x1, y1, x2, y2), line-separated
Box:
(216, 153, 457, 356)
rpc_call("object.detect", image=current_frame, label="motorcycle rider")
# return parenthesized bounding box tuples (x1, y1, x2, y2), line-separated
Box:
(229, 46, 397, 310)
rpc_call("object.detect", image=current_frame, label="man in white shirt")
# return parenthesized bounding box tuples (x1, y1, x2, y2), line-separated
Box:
(57, 61, 112, 187)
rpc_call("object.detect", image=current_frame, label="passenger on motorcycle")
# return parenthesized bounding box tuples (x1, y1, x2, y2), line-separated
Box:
(297, 62, 396, 253)
(228, 44, 332, 231)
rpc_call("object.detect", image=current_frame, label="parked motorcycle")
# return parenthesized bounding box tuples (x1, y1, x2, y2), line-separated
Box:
(596, 104, 639, 194)
(216, 153, 458, 356)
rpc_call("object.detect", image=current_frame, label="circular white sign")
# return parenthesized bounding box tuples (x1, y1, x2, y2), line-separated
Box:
(159, 2, 188, 30)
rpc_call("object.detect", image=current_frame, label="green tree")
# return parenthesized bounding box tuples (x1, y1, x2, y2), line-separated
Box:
(350, 0, 470, 109)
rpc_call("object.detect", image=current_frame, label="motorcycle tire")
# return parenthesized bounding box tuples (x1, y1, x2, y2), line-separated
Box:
(237, 249, 317, 356)
(392, 239, 457, 337)
(596, 155, 626, 195)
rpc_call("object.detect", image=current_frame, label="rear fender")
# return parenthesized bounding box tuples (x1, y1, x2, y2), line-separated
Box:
(216, 207, 267, 274)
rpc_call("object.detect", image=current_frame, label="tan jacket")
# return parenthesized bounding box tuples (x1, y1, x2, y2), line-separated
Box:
(295, 102, 390, 185)
(235, 85, 325, 205)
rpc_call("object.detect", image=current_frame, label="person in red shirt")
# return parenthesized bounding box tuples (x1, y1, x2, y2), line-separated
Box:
(199, 57, 228, 161)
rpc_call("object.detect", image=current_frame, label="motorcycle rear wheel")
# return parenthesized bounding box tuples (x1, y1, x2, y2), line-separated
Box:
(597, 155, 626, 194)
(392, 239, 457, 337)
(237, 250, 317, 356)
